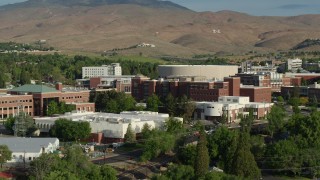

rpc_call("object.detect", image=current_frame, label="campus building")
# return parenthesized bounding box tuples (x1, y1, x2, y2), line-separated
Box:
(34, 111, 182, 144)
(234, 72, 301, 92)
(132, 76, 272, 103)
(158, 65, 238, 80)
(82, 63, 122, 78)
(287, 58, 302, 71)
(76, 75, 134, 93)
(194, 96, 273, 123)
(1, 137, 59, 164)
(2, 83, 94, 117)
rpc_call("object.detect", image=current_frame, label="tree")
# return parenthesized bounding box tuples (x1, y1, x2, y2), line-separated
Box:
(141, 130, 175, 162)
(141, 123, 152, 139)
(20, 69, 31, 85)
(207, 126, 238, 172)
(30, 153, 60, 180)
(49, 118, 91, 141)
(177, 144, 197, 166)
(146, 94, 160, 112)
(267, 105, 286, 138)
(4, 116, 15, 133)
(124, 123, 136, 143)
(47, 101, 59, 116)
(165, 93, 176, 116)
(194, 130, 209, 178)
(165, 117, 184, 134)
(264, 139, 301, 175)
(163, 164, 195, 180)
(177, 95, 196, 123)
(13, 112, 37, 137)
(231, 132, 261, 179)
(30, 145, 118, 180)
(0, 145, 12, 168)
(100, 165, 117, 180)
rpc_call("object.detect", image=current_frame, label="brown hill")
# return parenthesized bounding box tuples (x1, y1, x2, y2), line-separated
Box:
(0, 0, 319, 56)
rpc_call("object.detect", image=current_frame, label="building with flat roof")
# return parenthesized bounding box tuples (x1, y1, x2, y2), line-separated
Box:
(132, 76, 271, 103)
(0, 137, 59, 164)
(34, 111, 182, 143)
(158, 65, 238, 80)
(82, 63, 122, 79)
(194, 96, 273, 123)
(287, 58, 302, 71)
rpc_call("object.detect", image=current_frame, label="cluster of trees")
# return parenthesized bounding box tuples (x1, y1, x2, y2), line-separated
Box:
(47, 101, 76, 116)
(4, 112, 37, 136)
(0, 42, 53, 52)
(29, 146, 117, 180)
(90, 91, 138, 113)
(146, 93, 195, 122)
(49, 118, 91, 141)
(0, 51, 162, 88)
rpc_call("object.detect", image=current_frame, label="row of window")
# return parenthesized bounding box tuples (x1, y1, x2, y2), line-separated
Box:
(0, 106, 32, 110)
(0, 99, 32, 104)
(62, 96, 83, 100)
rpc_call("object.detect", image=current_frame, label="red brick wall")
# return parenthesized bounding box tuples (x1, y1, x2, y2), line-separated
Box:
(224, 77, 240, 96)
(240, 87, 271, 103)
(90, 77, 102, 89)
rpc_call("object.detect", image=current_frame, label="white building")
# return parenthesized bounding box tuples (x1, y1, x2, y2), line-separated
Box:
(82, 63, 122, 78)
(195, 96, 273, 123)
(287, 58, 302, 71)
(34, 111, 182, 139)
(158, 65, 238, 81)
(0, 137, 59, 164)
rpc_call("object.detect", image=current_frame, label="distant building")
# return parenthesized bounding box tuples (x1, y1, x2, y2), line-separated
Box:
(234, 72, 301, 92)
(77, 75, 134, 93)
(34, 111, 182, 143)
(158, 65, 238, 81)
(195, 96, 273, 123)
(287, 58, 302, 71)
(241, 60, 276, 73)
(1, 137, 59, 164)
(82, 63, 122, 79)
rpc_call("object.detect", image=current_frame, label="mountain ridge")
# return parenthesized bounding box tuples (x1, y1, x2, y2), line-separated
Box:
(0, 1, 319, 56)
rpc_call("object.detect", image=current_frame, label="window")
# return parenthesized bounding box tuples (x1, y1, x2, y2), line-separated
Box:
(29, 157, 32, 160)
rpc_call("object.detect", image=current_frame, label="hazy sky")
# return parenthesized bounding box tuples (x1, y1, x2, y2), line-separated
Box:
(0, 0, 319, 16)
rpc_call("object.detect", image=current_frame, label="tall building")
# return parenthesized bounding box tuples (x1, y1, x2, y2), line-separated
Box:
(82, 63, 122, 78)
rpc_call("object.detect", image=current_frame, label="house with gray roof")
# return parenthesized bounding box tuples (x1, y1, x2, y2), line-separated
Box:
(0, 137, 59, 164)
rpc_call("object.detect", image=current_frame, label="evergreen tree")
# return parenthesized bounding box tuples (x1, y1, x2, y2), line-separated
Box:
(194, 130, 209, 178)
(146, 94, 160, 112)
(267, 105, 286, 138)
(124, 123, 136, 143)
(165, 93, 176, 116)
(231, 132, 261, 179)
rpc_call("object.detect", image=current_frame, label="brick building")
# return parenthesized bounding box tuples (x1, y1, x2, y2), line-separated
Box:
(234, 72, 301, 92)
(0, 94, 34, 119)
(5, 84, 94, 117)
(132, 76, 271, 103)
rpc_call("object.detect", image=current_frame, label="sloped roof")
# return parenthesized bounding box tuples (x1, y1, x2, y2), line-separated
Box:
(10, 84, 58, 93)
(0, 137, 59, 153)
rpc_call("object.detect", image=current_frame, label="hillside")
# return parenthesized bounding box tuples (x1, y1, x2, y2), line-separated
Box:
(0, 0, 319, 56)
